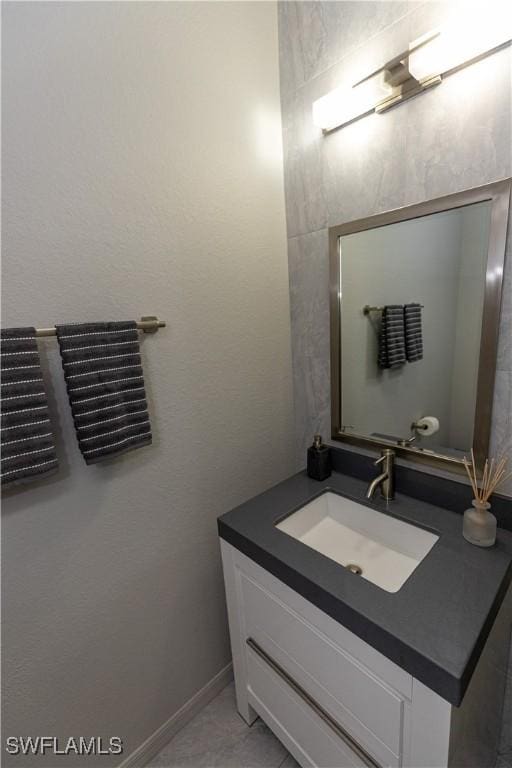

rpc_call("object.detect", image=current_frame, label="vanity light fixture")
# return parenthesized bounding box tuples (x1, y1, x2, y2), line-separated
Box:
(313, 10, 512, 133)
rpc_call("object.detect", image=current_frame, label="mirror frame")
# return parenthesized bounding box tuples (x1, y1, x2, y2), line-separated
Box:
(329, 178, 511, 472)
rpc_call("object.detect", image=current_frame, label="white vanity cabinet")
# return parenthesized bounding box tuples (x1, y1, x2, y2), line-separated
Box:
(221, 540, 509, 768)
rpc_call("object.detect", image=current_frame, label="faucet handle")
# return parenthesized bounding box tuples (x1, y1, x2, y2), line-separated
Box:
(374, 448, 395, 467)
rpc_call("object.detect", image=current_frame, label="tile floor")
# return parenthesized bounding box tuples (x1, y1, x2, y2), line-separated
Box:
(147, 682, 297, 768)
(148, 680, 511, 768)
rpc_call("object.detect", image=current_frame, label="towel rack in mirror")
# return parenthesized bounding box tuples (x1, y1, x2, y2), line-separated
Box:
(363, 304, 424, 315)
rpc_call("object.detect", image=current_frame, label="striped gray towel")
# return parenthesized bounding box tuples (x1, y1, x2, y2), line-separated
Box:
(56, 321, 152, 464)
(405, 303, 423, 362)
(378, 305, 406, 369)
(1, 327, 58, 487)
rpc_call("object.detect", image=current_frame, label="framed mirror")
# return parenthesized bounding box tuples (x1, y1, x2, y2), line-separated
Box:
(329, 179, 511, 471)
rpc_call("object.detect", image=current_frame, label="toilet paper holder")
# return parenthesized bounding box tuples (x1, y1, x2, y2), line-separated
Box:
(412, 420, 430, 432)
(412, 416, 440, 436)
(398, 417, 440, 446)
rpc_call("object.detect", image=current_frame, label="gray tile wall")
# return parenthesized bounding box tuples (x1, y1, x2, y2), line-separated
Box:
(278, 0, 512, 487)
(278, 0, 512, 749)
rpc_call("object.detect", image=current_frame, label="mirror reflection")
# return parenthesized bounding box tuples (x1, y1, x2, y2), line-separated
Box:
(339, 200, 492, 458)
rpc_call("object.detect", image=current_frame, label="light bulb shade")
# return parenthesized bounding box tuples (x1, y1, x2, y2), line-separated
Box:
(409, 5, 512, 81)
(312, 73, 391, 131)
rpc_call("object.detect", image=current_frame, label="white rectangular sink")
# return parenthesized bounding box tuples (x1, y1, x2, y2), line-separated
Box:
(275, 492, 438, 593)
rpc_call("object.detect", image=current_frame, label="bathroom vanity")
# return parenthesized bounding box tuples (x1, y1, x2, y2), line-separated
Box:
(218, 179, 512, 767)
(218, 463, 512, 768)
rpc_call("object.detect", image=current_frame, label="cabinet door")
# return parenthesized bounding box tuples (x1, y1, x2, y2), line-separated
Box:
(241, 569, 404, 766)
(246, 641, 372, 768)
(221, 541, 452, 768)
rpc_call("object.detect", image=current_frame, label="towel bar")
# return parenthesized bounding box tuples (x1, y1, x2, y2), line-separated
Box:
(32, 316, 166, 337)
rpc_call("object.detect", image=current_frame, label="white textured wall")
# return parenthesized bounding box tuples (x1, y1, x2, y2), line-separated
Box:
(1, 2, 294, 764)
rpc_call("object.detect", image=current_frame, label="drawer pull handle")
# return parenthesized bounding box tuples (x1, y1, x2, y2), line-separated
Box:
(246, 637, 382, 768)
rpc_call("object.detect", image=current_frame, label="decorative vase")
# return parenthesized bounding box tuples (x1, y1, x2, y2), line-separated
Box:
(462, 499, 497, 547)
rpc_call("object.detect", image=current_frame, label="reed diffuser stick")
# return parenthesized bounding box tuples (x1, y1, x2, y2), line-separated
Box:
(470, 449, 479, 497)
(463, 457, 478, 499)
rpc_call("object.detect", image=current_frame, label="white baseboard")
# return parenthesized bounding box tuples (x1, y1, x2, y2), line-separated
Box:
(118, 662, 233, 768)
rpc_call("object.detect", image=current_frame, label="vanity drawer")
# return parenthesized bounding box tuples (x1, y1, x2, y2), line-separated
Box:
(240, 571, 404, 767)
(246, 641, 372, 768)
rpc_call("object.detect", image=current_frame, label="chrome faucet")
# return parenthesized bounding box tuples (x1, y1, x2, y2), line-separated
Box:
(366, 449, 395, 501)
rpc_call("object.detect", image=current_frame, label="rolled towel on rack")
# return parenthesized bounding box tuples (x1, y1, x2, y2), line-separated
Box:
(378, 305, 406, 369)
(404, 303, 423, 362)
(56, 321, 152, 464)
(1, 327, 59, 487)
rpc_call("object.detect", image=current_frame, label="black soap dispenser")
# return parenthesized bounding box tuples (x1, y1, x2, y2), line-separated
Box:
(307, 434, 331, 480)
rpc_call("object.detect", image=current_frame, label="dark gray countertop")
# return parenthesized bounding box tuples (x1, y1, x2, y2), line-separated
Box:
(218, 469, 512, 706)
